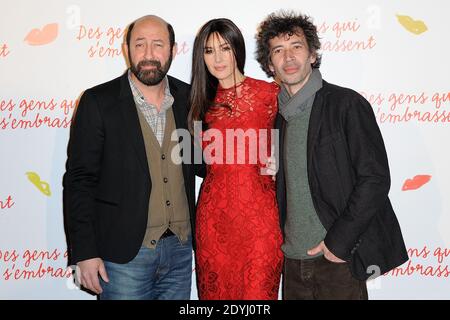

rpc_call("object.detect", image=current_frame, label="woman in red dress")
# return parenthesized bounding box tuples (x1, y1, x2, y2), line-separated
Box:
(189, 18, 283, 300)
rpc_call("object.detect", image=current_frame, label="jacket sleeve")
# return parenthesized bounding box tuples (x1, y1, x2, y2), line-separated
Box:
(324, 93, 391, 261)
(193, 121, 207, 178)
(64, 89, 104, 265)
(194, 141, 207, 178)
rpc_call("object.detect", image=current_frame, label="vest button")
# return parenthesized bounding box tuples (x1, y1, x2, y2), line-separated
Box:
(151, 240, 156, 245)
(161, 154, 166, 160)
(163, 177, 168, 183)
(166, 200, 171, 206)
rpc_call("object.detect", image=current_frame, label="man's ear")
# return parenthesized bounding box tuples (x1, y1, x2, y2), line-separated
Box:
(268, 61, 275, 75)
(309, 51, 317, 65)
(172, 42, 178, 59)
(123, 42, 130, 67)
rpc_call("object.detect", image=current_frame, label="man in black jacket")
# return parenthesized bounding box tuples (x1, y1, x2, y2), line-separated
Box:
(256, 11, 408, 299)
(64, 15, 197, 299)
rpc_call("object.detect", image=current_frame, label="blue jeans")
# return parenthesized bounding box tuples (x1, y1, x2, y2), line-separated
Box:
(99, 235, 192, 300)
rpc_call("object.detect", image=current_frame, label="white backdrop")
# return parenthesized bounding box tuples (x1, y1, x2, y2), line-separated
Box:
(0, 0, 449, 299)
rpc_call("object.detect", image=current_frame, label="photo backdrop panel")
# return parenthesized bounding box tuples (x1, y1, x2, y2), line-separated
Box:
(0, 0, 449, 299)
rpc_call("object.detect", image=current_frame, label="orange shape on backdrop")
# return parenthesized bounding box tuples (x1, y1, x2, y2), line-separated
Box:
(402, 175, 431, 191)
(24, 23, 58, 46)
(26, 172, 51, 196)
(396, 15, 428, 35)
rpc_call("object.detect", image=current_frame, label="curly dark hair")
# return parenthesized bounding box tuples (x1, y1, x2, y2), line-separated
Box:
(255, 10, 322, 77)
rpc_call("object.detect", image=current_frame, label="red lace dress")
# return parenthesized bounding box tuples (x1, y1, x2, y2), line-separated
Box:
(195, 77, 283, 300)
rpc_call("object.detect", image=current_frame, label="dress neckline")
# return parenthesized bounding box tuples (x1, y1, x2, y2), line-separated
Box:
(217, 76, 248, 91)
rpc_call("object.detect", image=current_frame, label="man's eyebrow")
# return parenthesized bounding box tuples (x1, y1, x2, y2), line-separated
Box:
(134, 37, 164, 42)
(270, 44, 283, 51)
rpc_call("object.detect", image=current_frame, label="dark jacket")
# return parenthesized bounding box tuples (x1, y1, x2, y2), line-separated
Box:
(275, 80, 408, 280)
(64, 73, 197, 265)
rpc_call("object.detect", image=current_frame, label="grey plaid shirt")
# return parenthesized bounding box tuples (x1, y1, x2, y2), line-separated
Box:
(128, 70, 174, 146)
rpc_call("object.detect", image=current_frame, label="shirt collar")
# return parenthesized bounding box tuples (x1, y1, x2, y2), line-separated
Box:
(127, 69, 174, 111)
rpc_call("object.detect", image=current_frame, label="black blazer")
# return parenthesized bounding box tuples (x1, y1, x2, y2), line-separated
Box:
(64, 73, 196, 265)
(275, 80, 408, 280)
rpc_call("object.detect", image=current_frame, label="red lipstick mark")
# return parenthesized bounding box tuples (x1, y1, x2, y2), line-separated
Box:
(402, 175, 431, 191)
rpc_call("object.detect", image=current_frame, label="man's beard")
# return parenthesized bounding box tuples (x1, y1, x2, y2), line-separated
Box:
(130, 54, 172, 86)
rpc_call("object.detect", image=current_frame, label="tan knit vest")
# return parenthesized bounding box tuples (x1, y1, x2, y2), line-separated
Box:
(136, 107, 191, 249)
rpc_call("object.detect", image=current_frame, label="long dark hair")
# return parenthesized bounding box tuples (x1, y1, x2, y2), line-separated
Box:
(188, 18, 246, 132)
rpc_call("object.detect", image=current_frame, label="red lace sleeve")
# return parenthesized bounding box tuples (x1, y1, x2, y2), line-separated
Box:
(254, 80, 279, 122)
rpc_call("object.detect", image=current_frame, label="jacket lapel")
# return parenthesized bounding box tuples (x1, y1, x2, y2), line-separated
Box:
(168, 77, 186, 132)
(118, 73, 150, 178)
(275, 112, 286, 180)
(168, 76, 190, 186)
(275, 112, 287, 228)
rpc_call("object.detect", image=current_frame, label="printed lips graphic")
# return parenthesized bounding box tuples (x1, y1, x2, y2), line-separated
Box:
(26, 172, 51, 196)
(396, 15, 428, 35)
(24, 23, 58, 46)
(402, 175, 431, 191)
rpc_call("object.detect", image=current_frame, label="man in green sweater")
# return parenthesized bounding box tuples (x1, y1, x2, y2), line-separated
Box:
(256, 11, 408, 299)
